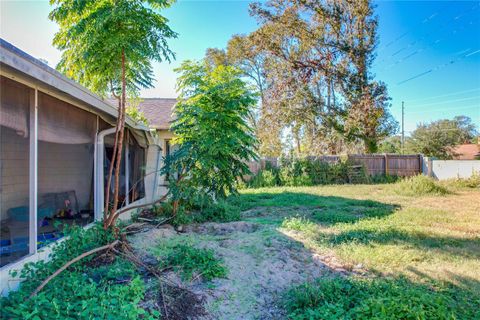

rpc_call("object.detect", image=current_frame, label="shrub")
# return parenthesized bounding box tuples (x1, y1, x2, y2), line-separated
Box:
(0, 224, 158, 319)
(159, 243, 227, 281)
(393, 175, 450, 196)
(284, 276, 474, 320)
(247, 156, 370, 188)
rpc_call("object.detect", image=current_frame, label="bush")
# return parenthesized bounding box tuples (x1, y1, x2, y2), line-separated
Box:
(159, 243, 227, 281)
(0, 224, 159, 319)
(284, 276, 475, 320)
(246, 156, 369, 188)
(393, 175, 450, 196)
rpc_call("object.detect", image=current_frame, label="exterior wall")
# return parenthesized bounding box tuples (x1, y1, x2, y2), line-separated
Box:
(143, 143, 163, 202)
(157, 129, 175, 196)
(0, 127, 29, 220)
(424, 159, 480, 180)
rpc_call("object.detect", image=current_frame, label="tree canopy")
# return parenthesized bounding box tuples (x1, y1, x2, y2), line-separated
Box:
(164, 61, 258, 199)
(406, 116, 478, 159)
(204, 0, 398, 155)
(50, 0, 177, 227)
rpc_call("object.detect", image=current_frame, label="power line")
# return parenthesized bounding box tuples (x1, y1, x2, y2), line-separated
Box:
(407, 103, 480, 114)
(408, 96, 480, 108)
(376, 3, 479, 69)
(397, 48, 480, 85)
(406, 88, 480, 103)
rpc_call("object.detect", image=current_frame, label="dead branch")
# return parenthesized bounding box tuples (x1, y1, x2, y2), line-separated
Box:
(29, 240, 119, 298)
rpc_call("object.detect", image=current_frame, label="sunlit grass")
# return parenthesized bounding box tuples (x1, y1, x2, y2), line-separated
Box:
(231, 183, 480, 295)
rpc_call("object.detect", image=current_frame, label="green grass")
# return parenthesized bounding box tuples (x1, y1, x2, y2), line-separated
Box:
(285, 276, 478, 320)
(227, 182, 480, 319)
(393, 175, 450, 196)
(155, 242, 227, 281)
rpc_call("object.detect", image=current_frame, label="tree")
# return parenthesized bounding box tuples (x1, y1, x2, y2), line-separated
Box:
(406, 116, 478, 159)
(164, 61, 258, 200)
(378, 136, 402, 154)
(50, 0, 177, 228)
(245, 0, 397, 154)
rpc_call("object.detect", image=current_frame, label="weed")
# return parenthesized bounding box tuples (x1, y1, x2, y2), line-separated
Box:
(393, 175, 450, 196)
(0, 224, 158, 319)
(159, 243, 227, 281)
(441, 172, 480, 189)
(284, 276, 476, 320)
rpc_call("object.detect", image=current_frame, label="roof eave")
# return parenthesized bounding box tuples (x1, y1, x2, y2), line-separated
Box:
(0, 38, 145, 131)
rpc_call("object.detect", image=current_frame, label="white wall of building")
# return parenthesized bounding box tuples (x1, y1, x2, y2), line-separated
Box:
(424, 158, 480, 180)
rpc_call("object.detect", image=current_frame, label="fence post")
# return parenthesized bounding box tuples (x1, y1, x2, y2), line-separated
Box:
(384, 154, 388, 176)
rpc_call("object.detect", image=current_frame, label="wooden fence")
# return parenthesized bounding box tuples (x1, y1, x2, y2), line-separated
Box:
(247, 154, 423, 177)
(347, 154, 422, 177)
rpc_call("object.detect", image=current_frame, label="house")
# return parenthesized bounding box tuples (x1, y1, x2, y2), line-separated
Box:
(451, 143, 480, 160)
(0, 39, 165, 294)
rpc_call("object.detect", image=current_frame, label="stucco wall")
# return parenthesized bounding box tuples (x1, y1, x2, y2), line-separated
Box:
(424, 159, 480, 180)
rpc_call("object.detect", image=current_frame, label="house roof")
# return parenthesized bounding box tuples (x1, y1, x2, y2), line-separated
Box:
(137, 98, 176, 130)
(0, 38, 148, 131)
(452, 143, 480, 160)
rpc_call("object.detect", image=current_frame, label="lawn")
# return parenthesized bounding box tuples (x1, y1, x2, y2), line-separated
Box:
(228, 182, 480, 318)
(3, 181, 479, 319)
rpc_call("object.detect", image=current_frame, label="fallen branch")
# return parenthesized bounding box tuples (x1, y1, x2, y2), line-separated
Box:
(29, 240, 119, 298)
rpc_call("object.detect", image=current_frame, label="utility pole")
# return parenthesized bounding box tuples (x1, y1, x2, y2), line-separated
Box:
(401, 101, 405, 155)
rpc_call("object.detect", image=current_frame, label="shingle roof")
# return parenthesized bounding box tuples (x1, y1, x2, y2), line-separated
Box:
(137, 98, 176, 130)
(107, 97, 176, 130)
(452, 143, 480, 160)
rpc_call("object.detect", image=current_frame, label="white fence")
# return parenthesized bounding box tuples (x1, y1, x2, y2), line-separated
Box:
(423, 158, 480, 180)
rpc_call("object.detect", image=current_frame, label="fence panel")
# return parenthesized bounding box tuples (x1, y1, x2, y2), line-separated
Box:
(247, 154, 422, 177)
(348, 154, 385, 176)
(386, 154, 422, 176)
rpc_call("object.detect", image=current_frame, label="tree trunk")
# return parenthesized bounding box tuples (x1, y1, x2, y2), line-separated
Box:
(104, 49, 127, 229)
(104, 99, 122, 218)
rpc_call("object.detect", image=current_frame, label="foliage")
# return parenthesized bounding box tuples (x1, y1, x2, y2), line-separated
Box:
(50, 0, 177, 227)
(241, 0, 398, 154)
(50, 0, 177, 97)
(159, 243, 227, 281)
(164, 61, 258, 201)
(284, 276, 472, 320)
(0, 224, 158, 319)
(378, 136, 402, 154)
(246, 157, 370, 188)
(441, 172, 480, 189)
(192, 199, 241, 223)
(393, 175, 450, 196)
(126, 97, 149, 126)
(405, 116, 478, 159)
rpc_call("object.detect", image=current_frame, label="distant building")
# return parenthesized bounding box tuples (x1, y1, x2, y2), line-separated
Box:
(452, 142, 480, 160)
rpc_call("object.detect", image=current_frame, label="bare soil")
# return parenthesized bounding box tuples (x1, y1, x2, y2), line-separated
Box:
(129, 218, 338, 319)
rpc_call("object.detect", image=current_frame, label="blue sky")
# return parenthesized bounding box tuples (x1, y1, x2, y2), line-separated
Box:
(1, 0, 479, 134)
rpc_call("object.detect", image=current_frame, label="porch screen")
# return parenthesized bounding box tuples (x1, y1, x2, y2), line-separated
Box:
(0, 77, 31, 267)
(37, 92, 96, 240)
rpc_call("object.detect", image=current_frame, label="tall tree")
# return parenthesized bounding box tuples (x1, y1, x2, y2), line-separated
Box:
(247, 0, 397, 154)
(50, 0, 177, 228)
(165, 61, 258, 199)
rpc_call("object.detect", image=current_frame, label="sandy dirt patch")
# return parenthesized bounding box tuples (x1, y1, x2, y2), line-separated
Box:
(130, 220, 333, 319)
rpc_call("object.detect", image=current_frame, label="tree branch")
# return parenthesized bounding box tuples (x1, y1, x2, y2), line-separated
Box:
(29, 240, 119, 298)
